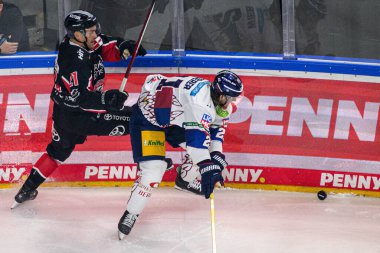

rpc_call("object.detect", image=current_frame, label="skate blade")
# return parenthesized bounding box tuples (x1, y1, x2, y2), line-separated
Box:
(174, 185, 202, 196)
(174, 185, 191, 193)
(118, 231, 126, 240)
(10, 201, 21, 209)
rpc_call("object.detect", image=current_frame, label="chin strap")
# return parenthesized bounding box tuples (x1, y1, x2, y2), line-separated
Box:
(69, 31, 89, 49)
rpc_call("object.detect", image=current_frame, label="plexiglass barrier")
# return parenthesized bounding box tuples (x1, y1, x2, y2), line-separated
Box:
(0, 0, 380, 60)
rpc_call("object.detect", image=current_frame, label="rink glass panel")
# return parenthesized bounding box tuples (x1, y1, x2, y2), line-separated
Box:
(182, 0, 283, 53)
(77, 0, 173, 51)
(294, 0, 380, 59)
(4, 0, 380, 58)
(3, 0, 173, 52)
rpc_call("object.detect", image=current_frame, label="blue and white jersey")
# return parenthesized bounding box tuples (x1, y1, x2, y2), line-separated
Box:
(137, 74, 231, 164)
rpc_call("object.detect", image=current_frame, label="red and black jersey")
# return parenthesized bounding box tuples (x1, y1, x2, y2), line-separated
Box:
(51, 34, 123, 113)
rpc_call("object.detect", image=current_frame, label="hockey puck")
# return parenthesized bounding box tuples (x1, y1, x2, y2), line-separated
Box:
(317, 190, 327, 200)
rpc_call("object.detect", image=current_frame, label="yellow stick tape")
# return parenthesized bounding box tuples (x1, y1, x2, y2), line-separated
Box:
(210, 193, 217, 253)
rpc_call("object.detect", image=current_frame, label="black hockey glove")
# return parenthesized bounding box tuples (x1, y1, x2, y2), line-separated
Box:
(210, 151, 228, 170)
(119, 40, 147, 59)
(198, 161, 224, 199)
(101, 89, 128, 112)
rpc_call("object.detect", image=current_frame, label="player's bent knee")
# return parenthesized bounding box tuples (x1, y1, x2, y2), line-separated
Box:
(46, 144, 73, 162)
(138, 160, 167, 186)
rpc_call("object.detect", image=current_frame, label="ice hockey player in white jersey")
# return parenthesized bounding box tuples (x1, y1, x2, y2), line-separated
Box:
(117, 70, 243, 239)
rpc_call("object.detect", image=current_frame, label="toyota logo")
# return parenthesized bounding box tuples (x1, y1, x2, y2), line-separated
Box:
(52, 126, 60, 142)
(104, 114, 112, 120)
(109, 125, 125, 136)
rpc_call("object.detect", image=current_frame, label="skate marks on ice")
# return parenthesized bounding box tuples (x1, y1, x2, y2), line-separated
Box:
(1, 187, 380, 253)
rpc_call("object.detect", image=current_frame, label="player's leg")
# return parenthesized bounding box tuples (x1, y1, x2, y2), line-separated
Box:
(175, 150, 202, 195)
(85, 109, 131, 136)
(12, 123, 85, 208)
(88, 109, 174, 170)
(118, 159, 167, 236)
(118, 105, 167, 238)
(165, 126, 202, 195)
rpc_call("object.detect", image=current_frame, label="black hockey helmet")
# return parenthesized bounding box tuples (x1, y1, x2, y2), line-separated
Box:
(211, 70, 243, 107)
(64, 10, 100, 38)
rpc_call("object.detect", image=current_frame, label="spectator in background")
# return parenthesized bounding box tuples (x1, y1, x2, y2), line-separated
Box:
(0, 0, 30, 54)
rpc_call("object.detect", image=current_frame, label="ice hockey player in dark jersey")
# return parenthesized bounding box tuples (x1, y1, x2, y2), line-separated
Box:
(10, 10, 148, 209)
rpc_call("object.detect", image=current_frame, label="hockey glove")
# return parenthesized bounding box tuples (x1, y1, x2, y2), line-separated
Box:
(119, 40, 147, 59)
(198, 161, 224, 199)
(101, 89, 129, 112)
(210, 151, 228, 170)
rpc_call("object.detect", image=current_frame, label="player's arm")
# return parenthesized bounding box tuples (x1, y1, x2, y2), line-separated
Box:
(94, 34, 146, 62)
(208, 105, 232, 170)
(59, 55, 127, 113)
(183, 104, 212, 164)
(184, 104, 223, 199)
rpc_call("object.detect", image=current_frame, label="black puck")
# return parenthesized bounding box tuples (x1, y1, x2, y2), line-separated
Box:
(317, 190, 327, 200)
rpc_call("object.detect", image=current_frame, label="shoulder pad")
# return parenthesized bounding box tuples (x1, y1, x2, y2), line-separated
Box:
(145, 74, 165, 84)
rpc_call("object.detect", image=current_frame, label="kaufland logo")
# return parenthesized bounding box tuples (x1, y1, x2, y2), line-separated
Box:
(320, 172, 380, 190)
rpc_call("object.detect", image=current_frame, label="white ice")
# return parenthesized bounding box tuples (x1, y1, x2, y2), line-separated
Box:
(1, 187, 380, 253)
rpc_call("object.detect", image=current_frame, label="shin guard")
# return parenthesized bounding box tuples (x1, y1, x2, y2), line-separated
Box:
(126, 160, 166, 215)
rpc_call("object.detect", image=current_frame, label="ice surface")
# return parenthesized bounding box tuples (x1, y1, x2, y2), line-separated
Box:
(1, 187, 380, 253)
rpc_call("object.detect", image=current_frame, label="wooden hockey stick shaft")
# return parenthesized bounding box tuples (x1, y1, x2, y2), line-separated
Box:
(210, 193, 217, 253)
(119, 0, 156, 92)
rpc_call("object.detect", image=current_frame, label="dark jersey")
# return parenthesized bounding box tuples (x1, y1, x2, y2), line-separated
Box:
(51, 34, 123, 113)
(50, 34, 127, 132)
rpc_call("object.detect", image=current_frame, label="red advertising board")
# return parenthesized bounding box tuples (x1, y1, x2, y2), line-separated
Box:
(1, 72, 380, 196)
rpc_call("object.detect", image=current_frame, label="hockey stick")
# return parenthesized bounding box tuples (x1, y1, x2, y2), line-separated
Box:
(119, 0, 156, 92)
(210, 193, 217, 253)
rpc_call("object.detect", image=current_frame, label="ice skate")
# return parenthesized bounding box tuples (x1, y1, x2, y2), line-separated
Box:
(118, 210, 139, 239)
(11, 187, 38, 209)
(174, 172, 202, 195)
(164, 158, 174, 172)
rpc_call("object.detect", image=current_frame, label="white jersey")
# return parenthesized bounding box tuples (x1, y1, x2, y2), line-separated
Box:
(137, 74, 231, 164)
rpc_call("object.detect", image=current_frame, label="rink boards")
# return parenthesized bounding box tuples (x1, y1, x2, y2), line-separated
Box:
(1, 67, 380, 197)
